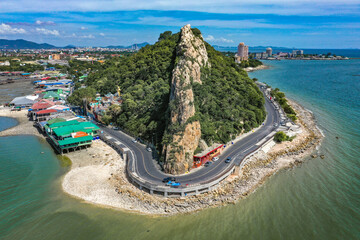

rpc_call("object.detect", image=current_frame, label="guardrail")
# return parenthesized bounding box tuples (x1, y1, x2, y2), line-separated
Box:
(100, 132, 236, 197)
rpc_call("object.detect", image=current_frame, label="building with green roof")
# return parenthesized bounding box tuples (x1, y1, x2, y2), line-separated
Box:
(46, 119, 101, 154)
(53, 122, 99, 139)
(43, 91, 61, 100)
(47, 118, 66, 125)
(58, 135, 94, 149)
(48, 119, 80, 130)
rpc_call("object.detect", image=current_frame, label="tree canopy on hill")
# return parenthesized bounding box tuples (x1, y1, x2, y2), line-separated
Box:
(191, 42, 265, 144)
(84, 29, 265, 152)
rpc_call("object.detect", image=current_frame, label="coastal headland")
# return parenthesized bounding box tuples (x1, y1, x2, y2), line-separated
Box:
(0, 93, 323, 215)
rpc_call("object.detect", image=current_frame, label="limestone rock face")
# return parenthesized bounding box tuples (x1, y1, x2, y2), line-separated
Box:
(163, 24, 209, 174)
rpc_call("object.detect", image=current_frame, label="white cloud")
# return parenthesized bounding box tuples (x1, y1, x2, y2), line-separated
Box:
(35, 20, 55, 25)
(81, 34, 95, 39)
(36, 27, 60, 36)
(204, 35, 233, 43)
(204, 35, 215, 41)
(67, 33, 94, 38)
(0, 23, 26, 34)
(99, 33, 105, 36)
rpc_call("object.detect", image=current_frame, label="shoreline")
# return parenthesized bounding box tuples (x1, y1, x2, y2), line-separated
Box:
(0, 97, 323, 216)
(244, 64, 270, 72)
(0, 108, 43, 138)
(61, 97, 323, 215)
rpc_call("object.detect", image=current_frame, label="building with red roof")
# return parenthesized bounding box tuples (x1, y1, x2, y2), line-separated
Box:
(31, 99, 55, 111)
(34, 109, 58, 122)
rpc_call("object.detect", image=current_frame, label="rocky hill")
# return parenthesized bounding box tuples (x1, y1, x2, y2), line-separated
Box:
(85, 25, 266, 174)
(163, 24, 209, 173)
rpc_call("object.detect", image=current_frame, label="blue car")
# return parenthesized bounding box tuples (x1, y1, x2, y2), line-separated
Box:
(166, 181, 181, 188)
(225, 157, 232, 163)
(171, 182, 181, 188)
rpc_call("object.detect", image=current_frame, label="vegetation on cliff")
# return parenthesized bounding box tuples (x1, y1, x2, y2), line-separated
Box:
(190, 43, 265, 144)
(84, 27, 265, 156)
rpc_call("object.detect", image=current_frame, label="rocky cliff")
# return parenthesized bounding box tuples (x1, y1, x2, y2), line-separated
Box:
(163, 24, 209, 174)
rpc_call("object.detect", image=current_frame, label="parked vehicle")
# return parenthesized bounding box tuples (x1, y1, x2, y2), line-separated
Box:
(212, 157, 219, 161)
(225, 157, 232, 163)
(146, 147, 152, 152)
(163, 177, 176, 183)
(132, 139, 137, 143)
(204, 161, 212, 167)
(171, 182, 181, 188)
(165, 180, 181, 188)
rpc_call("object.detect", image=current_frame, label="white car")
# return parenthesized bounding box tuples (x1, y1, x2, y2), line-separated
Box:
(212, 157, 219, 161)
(132, 139, 137, 143)
(146, 147, 152, 152)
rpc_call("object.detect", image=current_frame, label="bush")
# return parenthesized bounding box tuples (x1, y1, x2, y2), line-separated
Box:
(271, 88, 297, 119)
(274, 131, 294, 143)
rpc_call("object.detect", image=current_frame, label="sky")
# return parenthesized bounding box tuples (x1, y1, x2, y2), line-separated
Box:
(0, 0, 359, 48)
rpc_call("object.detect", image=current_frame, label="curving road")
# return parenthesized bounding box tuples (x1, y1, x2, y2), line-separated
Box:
(99, 85, 281, 186)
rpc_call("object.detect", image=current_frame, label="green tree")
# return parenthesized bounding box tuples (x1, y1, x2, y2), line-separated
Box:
(67, 87, 96, 107)
(274, 131, 288, 142)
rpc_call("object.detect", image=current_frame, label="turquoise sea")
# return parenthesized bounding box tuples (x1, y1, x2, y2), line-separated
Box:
(1, 59, 360, 239)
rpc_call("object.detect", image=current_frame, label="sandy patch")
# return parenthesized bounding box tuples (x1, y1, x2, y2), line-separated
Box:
(0, 108, 42, 137)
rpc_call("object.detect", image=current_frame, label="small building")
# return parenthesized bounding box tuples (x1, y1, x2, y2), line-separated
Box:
(43, 91, 61, 100)
(56, 135, 94, 154)
(10, 95, 39, 107)
(31, 99, 55, 111)
(51, 122, 100, 140)
(193, 143, 224, 168)
(34, 109, 58, 122)
(45, 119, 100, 154)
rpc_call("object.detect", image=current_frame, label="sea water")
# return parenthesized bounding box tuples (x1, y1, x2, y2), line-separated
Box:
(1, 59, 360, 239)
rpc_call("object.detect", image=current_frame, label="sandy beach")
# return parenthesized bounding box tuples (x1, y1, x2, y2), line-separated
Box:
(0, 107, 42, 137)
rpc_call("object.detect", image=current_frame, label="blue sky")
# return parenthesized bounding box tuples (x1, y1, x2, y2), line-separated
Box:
(0, 0, 359, 48)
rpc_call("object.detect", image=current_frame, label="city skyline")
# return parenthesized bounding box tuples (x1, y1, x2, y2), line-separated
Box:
(0, 1, 360, 48)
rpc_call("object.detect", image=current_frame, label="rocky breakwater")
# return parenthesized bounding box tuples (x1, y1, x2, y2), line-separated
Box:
(163, 24, 209, 174)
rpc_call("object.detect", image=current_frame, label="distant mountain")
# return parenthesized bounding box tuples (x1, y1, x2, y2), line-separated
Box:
(63, 45, 76, 49)
(0, 39, 56, 49)
(0, 39, 150, 50)
(105, 42, 149, 49)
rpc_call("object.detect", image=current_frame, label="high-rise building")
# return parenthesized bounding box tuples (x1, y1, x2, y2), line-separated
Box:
(237, 42, 249, 61)
(266, 47, 272, 56)
(292, 50, 304, 56)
